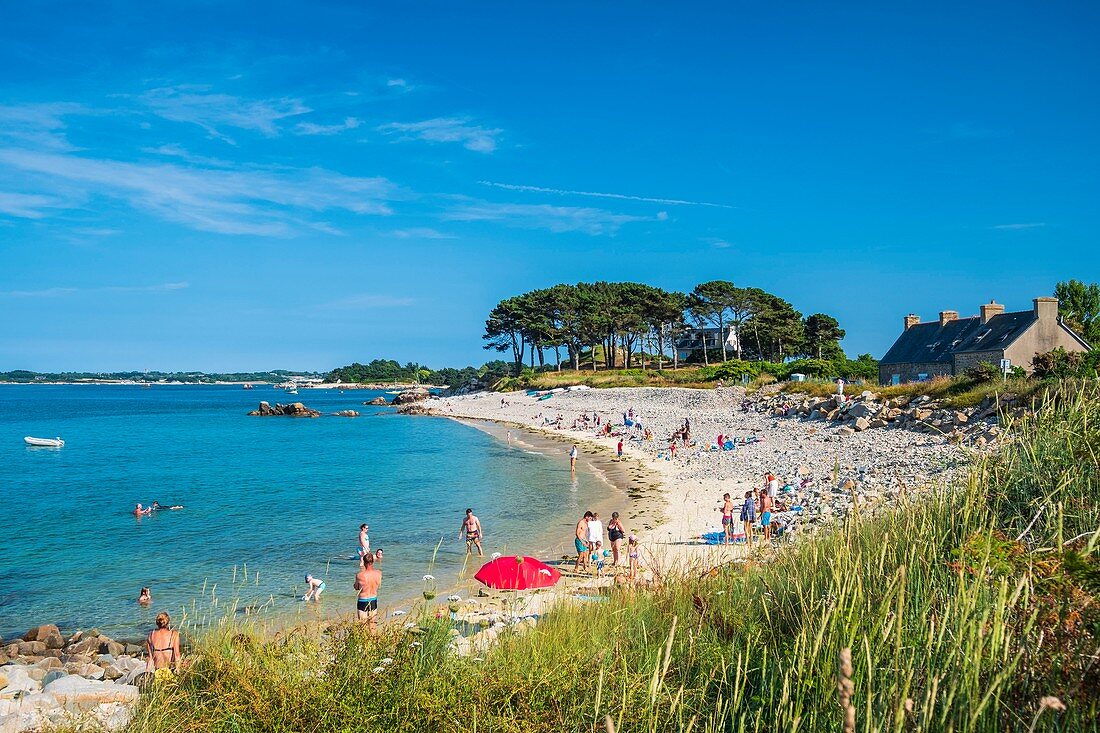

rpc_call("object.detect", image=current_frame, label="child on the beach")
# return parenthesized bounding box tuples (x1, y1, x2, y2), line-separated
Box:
(303, 574, 326, 601)
(627, 533, 640, 579)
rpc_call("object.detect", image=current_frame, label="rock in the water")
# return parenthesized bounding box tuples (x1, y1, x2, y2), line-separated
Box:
(247, 401, 321, 417)
(332, 410, 359, 417)
(365, 397, 388, 405)
(22, 625, 60, 644)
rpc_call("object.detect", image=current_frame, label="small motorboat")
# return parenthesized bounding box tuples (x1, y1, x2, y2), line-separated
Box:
(25, 436, 64, 447)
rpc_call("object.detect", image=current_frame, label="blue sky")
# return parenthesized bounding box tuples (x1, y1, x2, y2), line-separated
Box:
(1, 2, 1097, 371)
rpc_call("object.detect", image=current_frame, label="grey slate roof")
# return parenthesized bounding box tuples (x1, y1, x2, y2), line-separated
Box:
(879, 311, 1036, 365)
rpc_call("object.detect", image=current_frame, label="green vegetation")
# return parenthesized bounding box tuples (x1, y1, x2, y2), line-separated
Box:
(1055, 279, 1100, 346)
(0, 369, 319, 384)
(325, 359, 512, 387)
(127, 383, 1100, 732)
(483, 281, 849, 376)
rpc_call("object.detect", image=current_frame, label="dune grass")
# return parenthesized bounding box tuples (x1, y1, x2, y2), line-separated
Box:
(779, 374, 1042, 409)
(125, 384, 1100, 732)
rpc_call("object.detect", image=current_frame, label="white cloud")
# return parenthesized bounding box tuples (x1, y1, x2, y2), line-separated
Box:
(392, 227, 454, 239)
(378, 117, 501, 153)
(0, 192, 66, 218)
(387, 79, 408, 88)
(294, 117, 362, 136)
(1, 281, 189, 297)
(991, 222, 1046, 230)
(0, 102, 87, 151)
(0, 148, 400, 236)
(140, 85, 311, 143)
(703, 237, 732, 248)
(479, 181, 734, 209)
(442, 201, 656, 235)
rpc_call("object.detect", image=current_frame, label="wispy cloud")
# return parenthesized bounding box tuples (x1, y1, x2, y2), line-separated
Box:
(392, 227, 454, 239)
(991, 222, 1046, 230)
(295, 117, 362, 136)
(0, 102, 87, 151)
(0, 192, 66, 219)
(378, 117, 501, 153)
(479, 181, 733, 209)
(140, 85, 311, 143)
(387, 79, 409, 89)
(443, 201, 657, 235)
(0, 148, 400, 236)
(1, 281, 189, 297)
(702, 237, 733, 248)
(315, 293, 416, 310)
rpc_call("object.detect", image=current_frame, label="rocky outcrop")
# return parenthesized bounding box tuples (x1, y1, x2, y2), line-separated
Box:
(396, 402, 430, 415)
(1, 626, 150, 731)
(247, 401, 321, 417)
(364, 397, 389, 405)
(391, 387, 430, 405)
(331, 410, 359, 417)
(749, 388, 1015, 448)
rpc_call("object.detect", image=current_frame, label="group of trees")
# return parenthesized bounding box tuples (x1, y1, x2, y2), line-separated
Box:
(482, 281, 848, 376)
(325, 359, 512, 387)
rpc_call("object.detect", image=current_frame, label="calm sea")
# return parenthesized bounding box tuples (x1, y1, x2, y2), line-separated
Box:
(0, 385, 616, 639)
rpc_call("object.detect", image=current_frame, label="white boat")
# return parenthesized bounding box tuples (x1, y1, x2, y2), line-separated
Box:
(25, 436, 64, 447)
(286, 388, 298, 395)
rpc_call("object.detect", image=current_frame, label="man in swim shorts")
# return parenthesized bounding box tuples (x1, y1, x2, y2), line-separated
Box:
(574, 511, 592, 572)
(759, 488, 775, 542)
(354, 552, 382, 633)
(461, 508, 484, 557)
(721, 493, 735, 544)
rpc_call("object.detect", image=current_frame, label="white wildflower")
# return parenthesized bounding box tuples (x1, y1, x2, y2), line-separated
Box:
(447, 594, 462, 602)
(422, 574, 435, 581)
(372, 666, 385, 674)
(392, 610, 407, 616)
(490, 552, 502, 560)
(403, 622, 416, 629)
(381, 657, 393, 666)
(409, 641, 422, 648)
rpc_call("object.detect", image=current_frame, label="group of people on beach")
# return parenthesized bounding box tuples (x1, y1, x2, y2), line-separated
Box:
(573, 510, 639, 578)
(721, 471, 794, 545)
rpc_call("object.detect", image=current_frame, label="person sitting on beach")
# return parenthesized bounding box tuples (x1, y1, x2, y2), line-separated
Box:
(138, 587, 152, 605)
(740, 491, 757, 545)
(303, 574, 326, 601)
(133, 503, 152, 516)
(461, 508, 484, 557)
(573, 511, 592, 573)
(354, 552, 382, 633)
(146, 612, 181, 676)
(358, 523, 370, 556)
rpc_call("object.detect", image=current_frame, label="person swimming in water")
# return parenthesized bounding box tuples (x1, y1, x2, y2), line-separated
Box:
(133, 503, 152, 516)
(138, 587, 152, 605)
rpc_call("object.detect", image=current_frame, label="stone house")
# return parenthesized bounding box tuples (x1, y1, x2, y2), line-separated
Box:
(878, 297, 1091, 385)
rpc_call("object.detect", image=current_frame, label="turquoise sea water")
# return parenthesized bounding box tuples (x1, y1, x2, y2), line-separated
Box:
(0, 385, 616, 639)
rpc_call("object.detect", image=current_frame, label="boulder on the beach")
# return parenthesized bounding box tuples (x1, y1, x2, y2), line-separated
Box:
(44, 675, 139, 709)
(23, 625, 60, 643)
(392, 387, 430, 405)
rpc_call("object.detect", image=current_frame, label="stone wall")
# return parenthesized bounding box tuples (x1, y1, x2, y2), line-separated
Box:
(951, 349, 1004, 374)
(877, 361, 952, 385)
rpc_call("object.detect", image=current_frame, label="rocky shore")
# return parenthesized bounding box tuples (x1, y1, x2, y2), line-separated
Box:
(0, 625, 149, 732)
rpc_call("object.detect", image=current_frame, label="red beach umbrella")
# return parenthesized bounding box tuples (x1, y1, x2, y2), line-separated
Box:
(474, 555, 561, 590)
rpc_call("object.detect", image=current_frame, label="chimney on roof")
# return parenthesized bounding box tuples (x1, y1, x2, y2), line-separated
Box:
(980, 300, 1005, 324)
(904, 314, 920, 331)
(1033, 297, 1058, 321)
(939, 310, 959, 327)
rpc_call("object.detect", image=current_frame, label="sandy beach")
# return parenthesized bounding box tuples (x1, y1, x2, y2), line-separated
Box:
(427, 386, 968, 571)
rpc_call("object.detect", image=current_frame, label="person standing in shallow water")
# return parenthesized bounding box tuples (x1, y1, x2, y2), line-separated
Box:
(358, 524, 370, 557)
(461, 508, 484, 557)
(569, 444, 579, 473)
(354, 552, 382, 633)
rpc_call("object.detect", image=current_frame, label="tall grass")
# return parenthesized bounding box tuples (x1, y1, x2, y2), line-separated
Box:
(125, 385, 1100, 732)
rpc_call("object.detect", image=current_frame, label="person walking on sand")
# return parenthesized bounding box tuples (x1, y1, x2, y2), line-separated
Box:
(616, 439, 624, 461)
(358, 523, 370, 557)
(607, 511, 626, 565)
(569, 444, 579, 472)
(721, 493, 735, 544)
(740, 490, 757, 546)
(461, 508, 484, 557)
(146, 612, 181, 676)
(574, 511, 592, 572)
(354, 552, 382, 633)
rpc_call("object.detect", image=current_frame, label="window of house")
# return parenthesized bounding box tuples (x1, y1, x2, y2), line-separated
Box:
(917, 373, 928, 381)
(891, 374, 901, 386)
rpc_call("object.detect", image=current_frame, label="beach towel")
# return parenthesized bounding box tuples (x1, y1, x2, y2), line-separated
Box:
(701, 531, 746, 545)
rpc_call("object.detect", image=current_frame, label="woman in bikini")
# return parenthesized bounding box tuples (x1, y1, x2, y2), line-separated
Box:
(146, 611, 181, 675)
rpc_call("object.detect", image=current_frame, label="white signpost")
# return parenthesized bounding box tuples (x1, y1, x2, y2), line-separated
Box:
(1000, 358, 1011, 381)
